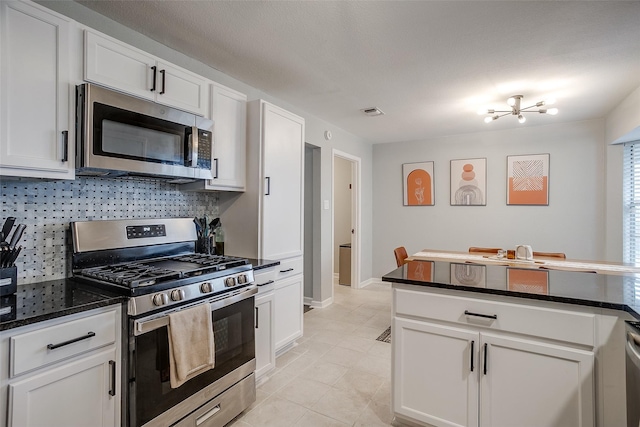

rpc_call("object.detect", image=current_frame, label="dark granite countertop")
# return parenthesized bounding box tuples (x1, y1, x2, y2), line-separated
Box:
(0, 279, 126, 331)
(243, 258, 280, 271)
(382, 260, 640, 320)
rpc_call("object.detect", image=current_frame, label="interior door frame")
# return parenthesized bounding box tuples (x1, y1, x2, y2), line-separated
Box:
(332, 149, 361, 289)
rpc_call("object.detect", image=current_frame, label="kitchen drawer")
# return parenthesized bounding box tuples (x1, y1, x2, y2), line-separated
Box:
(10, 309, 117, 376)
(254, 266, 276, 288)
(394, 288, 595, 347)
(275, 257, 303, 280)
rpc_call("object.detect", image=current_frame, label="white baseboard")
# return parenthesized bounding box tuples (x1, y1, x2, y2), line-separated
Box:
(304, 295, 333, 308)
(360, 277, 385, 288)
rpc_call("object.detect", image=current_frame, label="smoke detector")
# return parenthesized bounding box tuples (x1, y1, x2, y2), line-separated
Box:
(361, 107, 384, 117)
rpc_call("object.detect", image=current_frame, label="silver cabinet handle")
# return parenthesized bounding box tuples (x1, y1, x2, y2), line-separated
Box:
(196, 405, 221, 426)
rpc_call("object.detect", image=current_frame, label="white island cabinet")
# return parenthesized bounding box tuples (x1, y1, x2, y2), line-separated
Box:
(0, 0, 76, 179)
(0, 305, 122, 427)
(391, 285, 630, 427)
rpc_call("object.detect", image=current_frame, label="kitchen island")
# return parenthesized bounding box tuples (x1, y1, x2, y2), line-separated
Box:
(382, 258, 637, 427)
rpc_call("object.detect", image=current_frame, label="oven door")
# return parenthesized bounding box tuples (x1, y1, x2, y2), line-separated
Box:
(129, 288, 256, 427)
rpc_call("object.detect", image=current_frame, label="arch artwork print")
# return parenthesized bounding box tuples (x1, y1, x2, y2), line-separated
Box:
(450, 158, 486, 206)
(507, 154, 549, 205)
(403, 161, 434, 206)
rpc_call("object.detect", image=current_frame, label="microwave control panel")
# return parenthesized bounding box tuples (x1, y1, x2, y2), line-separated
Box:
(197, 130, 212, 170)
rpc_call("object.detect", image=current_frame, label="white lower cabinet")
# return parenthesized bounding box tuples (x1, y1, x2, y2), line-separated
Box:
(393, 288, 596, 427)
(9, 348, 118, 427)
(255, 287, 275, 379)
(1, 305, 122, 427)
(274, 273, 303, 354)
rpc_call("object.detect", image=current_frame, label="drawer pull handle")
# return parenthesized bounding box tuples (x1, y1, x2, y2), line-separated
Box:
(109, 360, 116, 396)
(258, 280, 274, 287)
(280, 268, 294, 273)
(464, 310, 497, 320)
(483, 343, 488, 375)
(47, 331, 96, 350)
(196, 404, 221, 426)
(470, 340, 475, 372)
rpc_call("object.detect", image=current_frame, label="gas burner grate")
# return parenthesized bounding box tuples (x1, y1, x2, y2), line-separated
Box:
(81, 263, 182, 287)
(170, 254, 249, 268)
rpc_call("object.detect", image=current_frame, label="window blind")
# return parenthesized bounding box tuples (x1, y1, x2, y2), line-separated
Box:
(623, 141, 640, 302)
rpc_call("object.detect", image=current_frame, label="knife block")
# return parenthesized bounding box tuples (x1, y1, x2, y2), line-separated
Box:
(0, 266, 17, 296)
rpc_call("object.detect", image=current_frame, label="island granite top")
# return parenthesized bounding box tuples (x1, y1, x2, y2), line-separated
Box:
(382, 260, 640, 320)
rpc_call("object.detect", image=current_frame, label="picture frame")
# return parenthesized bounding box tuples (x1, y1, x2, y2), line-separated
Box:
(450, 158, 486, 206)
(507, 153, 550, 205)
(450, 263, 486, 287)
(507, 268, 549, 294)
(403, 161, 435, 206)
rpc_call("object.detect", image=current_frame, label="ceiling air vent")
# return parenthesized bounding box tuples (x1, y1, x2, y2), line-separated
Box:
(361, 107, 384, 117)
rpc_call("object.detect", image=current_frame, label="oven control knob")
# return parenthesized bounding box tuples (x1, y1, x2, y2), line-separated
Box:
(237, 274, 248, 284)
(170, 289, 185, 301)
(225, 277, 236, 287)
(200, 282, 213, 294)
(152, 293, 168, 306)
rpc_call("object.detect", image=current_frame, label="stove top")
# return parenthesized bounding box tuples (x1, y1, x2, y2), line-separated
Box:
(77, 255, 249, 288)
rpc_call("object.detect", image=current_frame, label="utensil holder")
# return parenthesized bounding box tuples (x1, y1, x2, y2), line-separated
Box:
(0, 266, 17, 296)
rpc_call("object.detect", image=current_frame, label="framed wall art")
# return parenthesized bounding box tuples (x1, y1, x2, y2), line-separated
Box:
(407, 261, 434, 281)
(450, 158, 486, 206)
(507, 268, 549, 295)
(403, 161, 434, 206)
(450, 263, 486, 287)
(507, 153, 549, 205)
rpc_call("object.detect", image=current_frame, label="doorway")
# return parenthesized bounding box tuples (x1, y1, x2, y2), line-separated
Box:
(332, 150, 361, 290)
(303, 144, 321, 307)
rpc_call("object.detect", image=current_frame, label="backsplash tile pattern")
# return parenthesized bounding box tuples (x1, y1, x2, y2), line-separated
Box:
(1, 177, 218, 284)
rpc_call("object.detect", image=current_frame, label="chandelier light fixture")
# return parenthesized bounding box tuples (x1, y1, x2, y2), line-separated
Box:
(478, 95, 558, 124)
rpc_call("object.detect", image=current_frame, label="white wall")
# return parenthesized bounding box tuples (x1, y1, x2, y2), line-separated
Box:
(372, 119, 607, 279)
(333, 157, 352, 274)
(40, 1, 375, 303)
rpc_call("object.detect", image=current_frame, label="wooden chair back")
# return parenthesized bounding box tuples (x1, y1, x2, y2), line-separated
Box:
(394, 246, 409, 267)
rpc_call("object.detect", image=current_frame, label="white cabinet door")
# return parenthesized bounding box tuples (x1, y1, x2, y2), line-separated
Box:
(393, 317, 479, 427)
(84, 30, 155, 101)
(156, 61, 208, 116)
(261, 103, 304, 260)
(84, 31, 208, 116)
(0, 0, 74, 179)
(274, 274, 303, 352)
(480, 333, 595, 427)
(9, 348, 118, 427)
(208, 83, 246, 190)
(255, 291, 275, 379)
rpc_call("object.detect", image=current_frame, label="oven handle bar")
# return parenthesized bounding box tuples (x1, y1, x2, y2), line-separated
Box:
(133, 285, 257, 336)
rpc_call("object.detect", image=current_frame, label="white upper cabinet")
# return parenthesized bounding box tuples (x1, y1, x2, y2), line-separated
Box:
(260, 102, 305, 260)
(84, 30, 208, 116)
(0, 0, 75, 179)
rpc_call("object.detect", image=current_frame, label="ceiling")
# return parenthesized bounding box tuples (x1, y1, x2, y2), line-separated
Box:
(75, 1, 640, 144)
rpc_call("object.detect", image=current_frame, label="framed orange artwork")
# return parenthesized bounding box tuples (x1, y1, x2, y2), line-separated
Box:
(507, 153, 549, 205)
(403, 161, 434, 206)
(407, 261, 434, 281)
(507, 268, 549, 294)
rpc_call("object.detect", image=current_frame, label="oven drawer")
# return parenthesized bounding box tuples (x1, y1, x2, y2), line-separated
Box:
(275, 256, 303, 280)
(173, 373, 256, 427)
(11, 309, 117, 376)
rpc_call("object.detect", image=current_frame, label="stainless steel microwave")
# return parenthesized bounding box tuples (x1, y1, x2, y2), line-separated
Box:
(76, 83, 213, 182)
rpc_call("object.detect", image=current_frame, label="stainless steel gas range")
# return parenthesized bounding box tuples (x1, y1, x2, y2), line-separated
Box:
(71, 218, 256, 427)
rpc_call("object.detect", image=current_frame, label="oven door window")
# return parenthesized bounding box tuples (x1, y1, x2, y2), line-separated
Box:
(93, 102, 191, 165)
(131, 297, 255, 426)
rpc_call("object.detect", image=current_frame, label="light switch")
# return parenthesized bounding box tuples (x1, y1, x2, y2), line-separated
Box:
(323, 200, 330, 210)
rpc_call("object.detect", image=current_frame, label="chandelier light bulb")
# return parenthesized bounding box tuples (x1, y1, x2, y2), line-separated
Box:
(484, 116, 493, 123)
(507, 97, 516, 107)
(545, 98, 556, 105)
(547, 108, 558, 115)
(477, 108, 488, 115)
(518, 114, 526, 124)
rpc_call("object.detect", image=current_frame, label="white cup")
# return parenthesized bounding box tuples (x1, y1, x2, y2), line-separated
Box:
(515, 245, 533, 260)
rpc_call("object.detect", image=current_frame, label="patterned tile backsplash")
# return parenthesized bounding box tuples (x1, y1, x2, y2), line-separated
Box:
(1, 177, 219, 284)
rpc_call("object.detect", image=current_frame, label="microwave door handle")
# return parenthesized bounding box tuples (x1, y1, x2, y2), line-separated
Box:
(188, 126, 198, 167)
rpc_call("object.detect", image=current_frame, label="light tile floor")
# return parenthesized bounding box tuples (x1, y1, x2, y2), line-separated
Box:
(229, 282, 399, 427)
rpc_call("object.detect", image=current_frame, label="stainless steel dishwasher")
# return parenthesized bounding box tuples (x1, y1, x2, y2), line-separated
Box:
(627, 320, 640, 427)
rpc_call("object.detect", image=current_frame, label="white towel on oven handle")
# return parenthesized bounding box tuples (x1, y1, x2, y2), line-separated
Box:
(167, 302, 215, 388)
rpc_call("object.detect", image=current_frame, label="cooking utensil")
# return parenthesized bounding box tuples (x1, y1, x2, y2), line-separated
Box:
(8, 224, 25, 249)
(210, 217, 220, 230)
(6, 246, 21, 267)
(1, 217, 15, 242)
